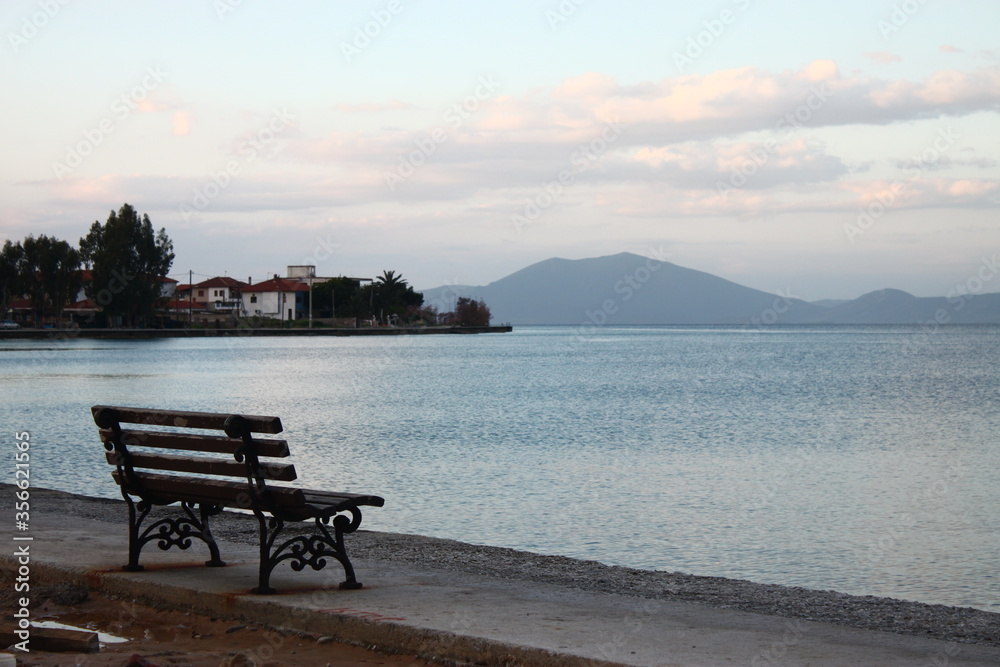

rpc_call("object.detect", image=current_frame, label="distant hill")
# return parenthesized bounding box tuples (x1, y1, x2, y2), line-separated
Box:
(814, 288, 1000, 324)
(421, 253, 1000, 325)
(422, 252, 824, 325)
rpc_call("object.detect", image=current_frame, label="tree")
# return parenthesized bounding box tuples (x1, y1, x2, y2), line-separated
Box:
(0, 240, 25, 320)
(365, 270, 423, 324)
(20, 235, 81, 326)
(79, 203, 174, 327)
(453, 297, 492, 326)
(375, 269, 404, 290)
(311, 277, 365, 319)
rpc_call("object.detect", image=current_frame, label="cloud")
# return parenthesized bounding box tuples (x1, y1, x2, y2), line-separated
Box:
(940, 45, 964, 54)
(799, 59, 840, 81)
(625, 139, 849, 190)
(172, 111, 191, 136)
(944, 179, 999, 198)
(290, 62, 1000, 170)
(31, 61, 1000, 229)
(580, 62, 1000, 137)
(869, 68, 986, 113)
(226, 61, 1000, 217)
(841, 178, 1000, 209)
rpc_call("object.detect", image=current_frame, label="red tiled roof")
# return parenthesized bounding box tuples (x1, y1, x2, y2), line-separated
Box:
(193, 276, 248, 289)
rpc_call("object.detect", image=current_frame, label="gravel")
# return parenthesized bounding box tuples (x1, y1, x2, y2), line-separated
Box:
(18, 485, 1000, 648)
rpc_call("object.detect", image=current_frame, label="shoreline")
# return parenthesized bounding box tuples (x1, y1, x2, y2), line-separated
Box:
(0, 325, 512, 339)
(11, 485, 1000, 649)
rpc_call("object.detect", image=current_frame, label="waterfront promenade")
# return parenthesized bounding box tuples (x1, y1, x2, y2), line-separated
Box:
(2, 487, 999, 666)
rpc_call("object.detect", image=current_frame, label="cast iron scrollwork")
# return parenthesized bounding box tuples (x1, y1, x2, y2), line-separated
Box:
(252, 509, 363, 594)
(121, 494, 225, 570)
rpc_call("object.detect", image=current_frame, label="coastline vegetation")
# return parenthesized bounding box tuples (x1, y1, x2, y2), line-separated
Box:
(2, 203, 173, 329)
(2, 203, 492, 329)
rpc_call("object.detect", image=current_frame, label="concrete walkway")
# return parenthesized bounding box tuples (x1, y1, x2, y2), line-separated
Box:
(4, 511, 1000, 666)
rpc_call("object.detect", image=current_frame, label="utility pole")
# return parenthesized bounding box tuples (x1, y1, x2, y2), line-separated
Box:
(188, 269, 192, 328)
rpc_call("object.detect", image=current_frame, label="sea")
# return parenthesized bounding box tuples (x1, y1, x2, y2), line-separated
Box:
(3, 325, 998, 612)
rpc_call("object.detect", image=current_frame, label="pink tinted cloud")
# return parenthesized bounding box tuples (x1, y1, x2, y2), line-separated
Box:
(842, 178, 1000, 209)
(461, 61, 998, 148)
(629, 138, 845, 188)
(868, 68, 1000, 108)
(172, 111, 191, 136)
(292, 61, 1000, 171)
(214, 61, 1000, 216)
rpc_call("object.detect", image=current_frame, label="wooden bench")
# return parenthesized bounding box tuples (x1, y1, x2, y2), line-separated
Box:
(92, 405, 384, 594)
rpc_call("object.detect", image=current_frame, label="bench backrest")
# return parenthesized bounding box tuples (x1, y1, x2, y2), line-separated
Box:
(92, 406, 297, 494)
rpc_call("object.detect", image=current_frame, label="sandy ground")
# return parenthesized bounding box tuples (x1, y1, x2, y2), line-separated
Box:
(4, 584, 433, 667)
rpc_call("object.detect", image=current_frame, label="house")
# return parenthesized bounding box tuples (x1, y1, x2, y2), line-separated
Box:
(159, 276, 178, 298)
(177, 277, 248, 314)
(241, 277, 310, 322)
(239, 267, 372, 323)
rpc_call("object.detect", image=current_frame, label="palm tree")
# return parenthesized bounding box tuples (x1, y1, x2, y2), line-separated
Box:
(375, 270, 406, 289)
(370, 270, 422, 325)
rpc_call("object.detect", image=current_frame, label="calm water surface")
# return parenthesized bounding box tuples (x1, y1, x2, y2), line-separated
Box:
(3, 326, 998, 611)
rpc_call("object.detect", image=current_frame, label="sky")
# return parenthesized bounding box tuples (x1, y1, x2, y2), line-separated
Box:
(1, 1, 998, 301)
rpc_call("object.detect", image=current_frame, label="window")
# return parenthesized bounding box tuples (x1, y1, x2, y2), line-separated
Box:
(197, 290, 205, 297)
(250, 295, 257, 303)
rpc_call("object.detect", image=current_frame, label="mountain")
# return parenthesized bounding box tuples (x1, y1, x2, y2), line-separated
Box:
(815, 288, 1000, 324)
(421, 252, 825, 325)
(421, 253, 1000, 325)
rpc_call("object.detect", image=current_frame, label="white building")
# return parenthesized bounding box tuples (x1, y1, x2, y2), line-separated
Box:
(241, 277, 310, 321)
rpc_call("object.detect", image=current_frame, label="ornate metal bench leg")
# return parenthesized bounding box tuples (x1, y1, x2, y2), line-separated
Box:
(332, 515, 362, 590)
(249, 509, 366, 593)
(252, 510, 279, 594)
(121, 494, 228, 571)
(123, 492, 148, 572)
(199, 504, 226, 567)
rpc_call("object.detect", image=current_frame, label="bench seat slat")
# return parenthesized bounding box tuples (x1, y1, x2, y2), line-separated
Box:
(112, 470, 306, 507)
(107, 451, 297, 481)
(283, 491, 385, 522)
(93, 405, 283, 434)
(301, 491, 386, 508)
(101, 429, 291, 458)
(110, 470, 383, 515)
(112, 470, 249, 506)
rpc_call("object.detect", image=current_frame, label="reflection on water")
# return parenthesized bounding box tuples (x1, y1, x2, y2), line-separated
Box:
(3, 326, 999, 611)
